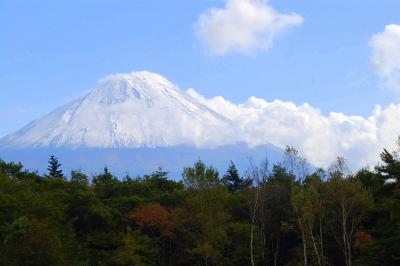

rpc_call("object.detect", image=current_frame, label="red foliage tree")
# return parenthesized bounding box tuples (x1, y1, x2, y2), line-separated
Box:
(353, 227, 373, 250)
(128, 203, 176, 238)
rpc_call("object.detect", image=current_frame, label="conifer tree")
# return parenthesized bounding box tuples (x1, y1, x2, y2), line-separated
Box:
(47, 155, 64, 179)
(223, 161, 250, 193)
(71, 170, 89, 184)
(92, 166, 116, 185)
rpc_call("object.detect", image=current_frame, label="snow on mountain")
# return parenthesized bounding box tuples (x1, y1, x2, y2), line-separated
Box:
(0, 71, 235, 149)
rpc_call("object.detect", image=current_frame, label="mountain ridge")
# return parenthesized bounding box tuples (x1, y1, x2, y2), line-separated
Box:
(0, 71, 235, 149)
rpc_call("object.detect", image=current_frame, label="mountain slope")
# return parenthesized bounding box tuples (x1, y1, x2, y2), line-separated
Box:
(0, 71, 233, 149)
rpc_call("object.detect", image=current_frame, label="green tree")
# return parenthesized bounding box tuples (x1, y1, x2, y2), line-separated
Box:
(0, 159, 23, 179)
(356, 146, 400, 266)
(70, 170, 89, 185)
(47, 155, 64, 179)
(112, 230, 156, 266)
(324, 158, 372, 266)
(183, 160, 230, 266)
(0, 159, 40, 181)
(292, 176, 325, 266)
(92, 166, 119, 199)
(223, 161, 250, 193)
(376, 148, 400, 183)
(1, 216, 64, 266)
(283, 146, 311, 266)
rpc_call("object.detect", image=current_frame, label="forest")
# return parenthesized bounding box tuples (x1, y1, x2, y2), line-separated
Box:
(0, 145, 399, 266)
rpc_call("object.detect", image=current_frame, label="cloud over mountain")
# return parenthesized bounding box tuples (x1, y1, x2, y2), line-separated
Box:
(187, 88, 400, 168)
(195, 0, 303, 55)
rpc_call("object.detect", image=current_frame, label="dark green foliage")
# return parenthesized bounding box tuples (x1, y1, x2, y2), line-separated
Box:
(70, 170, 89, 185)
(182, 160, 231, 265)
(112, 230, 156, 266)
(354, 148, 400, 266)
(47, 155, 64, 179)
(376, 148, 400, 182)
(2, 216, 64, 265)
(223, 161, 251, 193)
(0, 159, 24, 179)
(0, 146, 399, 265)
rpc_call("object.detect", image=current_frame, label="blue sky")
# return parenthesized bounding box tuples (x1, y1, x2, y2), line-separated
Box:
(1, 0, 400, 138)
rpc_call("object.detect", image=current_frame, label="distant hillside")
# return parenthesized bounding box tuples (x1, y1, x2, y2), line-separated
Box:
(0, 143, 283, 178)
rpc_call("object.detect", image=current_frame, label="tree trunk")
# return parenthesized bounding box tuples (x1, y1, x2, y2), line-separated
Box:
(250, 221, 256, 266)
(250, 189, 259, 266)
(301, 229, 308, 266)
(293, 199, 308, 266)
(341, 201, 351, 266)
(319, 209, 324, 266)
(309, 226, 321, 266)
(274, 235, 280, 266)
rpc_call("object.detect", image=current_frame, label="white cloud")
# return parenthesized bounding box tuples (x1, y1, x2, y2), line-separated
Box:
(187, 88, 400, 169)
(370, 24, 400, 92)
(195, 0, 303, 55)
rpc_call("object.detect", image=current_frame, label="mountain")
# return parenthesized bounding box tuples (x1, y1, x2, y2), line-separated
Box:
(0, 71, 283, 177)
(0, 71, 232, 149)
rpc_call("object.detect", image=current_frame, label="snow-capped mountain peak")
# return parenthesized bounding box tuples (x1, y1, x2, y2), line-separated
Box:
(0, 71, 233, 149)
(91, 71, 179, 106)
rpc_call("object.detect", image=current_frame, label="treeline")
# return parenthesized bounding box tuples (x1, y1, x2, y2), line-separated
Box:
(0, 146, 399, 266)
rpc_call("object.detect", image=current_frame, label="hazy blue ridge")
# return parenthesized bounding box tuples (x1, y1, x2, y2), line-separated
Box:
(0, 143, 284, 179)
